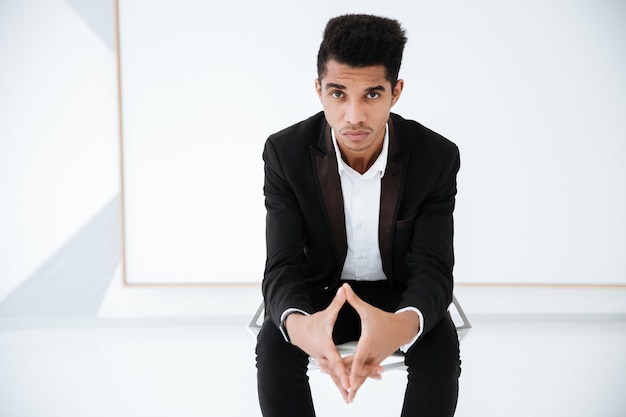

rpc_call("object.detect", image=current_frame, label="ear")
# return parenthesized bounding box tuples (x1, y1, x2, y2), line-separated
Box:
(315, 78, 323, 100)
(391, 79, 404, 107)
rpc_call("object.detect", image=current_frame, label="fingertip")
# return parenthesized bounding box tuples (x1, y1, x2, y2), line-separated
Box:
(348, 389, 357, 404)
(343, 283, 358, 301)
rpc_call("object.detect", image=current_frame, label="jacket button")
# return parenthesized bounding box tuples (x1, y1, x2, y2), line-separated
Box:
(322, 283, 330, 291)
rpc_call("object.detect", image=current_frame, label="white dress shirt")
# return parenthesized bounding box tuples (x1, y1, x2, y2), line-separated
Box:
(332, 127, 388, 281)
(331, 127, 422, 352)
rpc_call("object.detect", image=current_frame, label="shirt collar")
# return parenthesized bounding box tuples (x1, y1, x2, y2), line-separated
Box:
(331, 124, 389, 179)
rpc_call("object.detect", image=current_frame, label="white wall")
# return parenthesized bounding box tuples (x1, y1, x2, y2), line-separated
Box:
(119, 0, 626, 285)
(0, 0, 625, 318)
(0, 0, 119, 304)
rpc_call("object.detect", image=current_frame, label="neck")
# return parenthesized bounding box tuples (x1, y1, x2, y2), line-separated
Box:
(340, 144, 383, 174)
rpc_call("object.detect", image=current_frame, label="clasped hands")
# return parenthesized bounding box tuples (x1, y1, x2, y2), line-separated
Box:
(285, 283, 420, 404)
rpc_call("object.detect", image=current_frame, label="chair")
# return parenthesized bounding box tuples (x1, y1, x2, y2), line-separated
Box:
(248, 293, 471, 371)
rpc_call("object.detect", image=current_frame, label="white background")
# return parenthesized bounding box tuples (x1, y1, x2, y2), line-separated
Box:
(1, 0, 624, 317)
(1, 4, 624, 415)
(119, 0, 626, 284)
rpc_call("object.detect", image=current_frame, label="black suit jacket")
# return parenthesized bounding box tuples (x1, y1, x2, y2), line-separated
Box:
(262, 111, 460, 339)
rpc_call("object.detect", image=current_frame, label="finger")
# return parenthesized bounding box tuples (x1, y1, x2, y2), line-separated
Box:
(349, 353, 368, 393)
(348, 374, 367, 403)
(369, 364, 385, 378)
(330, 356, 350, 393)
(325, 350, 348, 385)
(328, 373, 350, 403)
(343, 354, 383, 377)
(349, 347, 367, 376)
(322, 287, 347, 334)
(348, 360, 384, 379)
(342, 355, 354, 372)
(327, 285, 347, 314)
(320, 357, 379, 379)
(319, 352, 351, 394)
(345, 364, 383, 380)
(363, 364, 384, 380)
(316, 357, 329, 373)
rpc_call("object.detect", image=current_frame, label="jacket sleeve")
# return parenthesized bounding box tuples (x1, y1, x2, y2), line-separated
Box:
(261, 138, 314, 329)
(400, 144, 460, 339)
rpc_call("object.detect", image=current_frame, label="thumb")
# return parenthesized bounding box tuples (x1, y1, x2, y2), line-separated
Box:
(327, 284, 347, 313)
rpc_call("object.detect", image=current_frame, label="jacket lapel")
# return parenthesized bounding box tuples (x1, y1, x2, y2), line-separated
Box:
(312, 124, 348, 268)
(312, 117, 406, 280)
(379, 118, 406, 280)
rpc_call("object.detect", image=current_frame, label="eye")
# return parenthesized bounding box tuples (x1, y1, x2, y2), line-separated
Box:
(330, 91, 344, 99)
(366, 92, 380, 99)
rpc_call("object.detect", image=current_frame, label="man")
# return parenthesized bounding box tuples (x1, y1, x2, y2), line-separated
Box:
(256, 14, 461, 416)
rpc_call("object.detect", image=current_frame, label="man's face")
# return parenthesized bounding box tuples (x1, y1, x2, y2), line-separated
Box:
(316, 59, 403, 161)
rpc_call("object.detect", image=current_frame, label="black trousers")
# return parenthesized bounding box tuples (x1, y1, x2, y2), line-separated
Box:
(255, 281, 461, 417)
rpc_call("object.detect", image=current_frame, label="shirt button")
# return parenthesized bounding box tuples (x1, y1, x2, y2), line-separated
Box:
(356, 224, 362, 229)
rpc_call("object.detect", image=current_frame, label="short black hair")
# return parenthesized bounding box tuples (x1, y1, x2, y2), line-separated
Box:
(317, 14, 407, 87)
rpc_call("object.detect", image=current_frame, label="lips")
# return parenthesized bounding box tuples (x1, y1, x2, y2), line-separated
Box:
(342, 130, 370, 141)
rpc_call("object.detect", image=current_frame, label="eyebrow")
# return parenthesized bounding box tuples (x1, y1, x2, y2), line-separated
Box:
(367, 85, 387, 93)
(324, 83, 387, 93)
(325, 82, 346, 90)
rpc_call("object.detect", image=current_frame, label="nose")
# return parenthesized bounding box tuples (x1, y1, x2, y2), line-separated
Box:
(344, 98, 366, 125)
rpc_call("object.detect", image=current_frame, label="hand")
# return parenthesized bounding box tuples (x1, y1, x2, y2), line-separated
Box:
(342, 283, 420, 403)
(285, 285, 351, 402)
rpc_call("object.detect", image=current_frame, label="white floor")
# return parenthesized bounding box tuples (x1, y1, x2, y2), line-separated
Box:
(1, 312, 625, 417)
